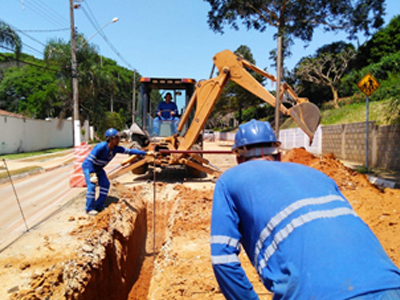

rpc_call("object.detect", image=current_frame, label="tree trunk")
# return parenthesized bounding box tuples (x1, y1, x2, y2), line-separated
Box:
(331, 87, 339, 109)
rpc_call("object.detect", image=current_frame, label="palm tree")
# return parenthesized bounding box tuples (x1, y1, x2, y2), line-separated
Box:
(0, 21, 22, 59)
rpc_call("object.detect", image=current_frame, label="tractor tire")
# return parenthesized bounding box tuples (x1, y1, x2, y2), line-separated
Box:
(131, 163, 149, 175)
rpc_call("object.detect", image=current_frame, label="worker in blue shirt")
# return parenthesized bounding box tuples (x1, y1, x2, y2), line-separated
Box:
(156, 92, 178, 119)
(153, 92, 179, 135)
(82, 128, 149, 216)
(210, 119, 400, 300)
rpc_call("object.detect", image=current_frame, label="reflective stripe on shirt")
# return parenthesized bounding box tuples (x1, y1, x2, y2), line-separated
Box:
(210, 235, 241, 250)
(257, 207, 358, 274)
(87, 154, 109, 167)
(211, 254, 240, 265)
(254, 194, 346, 265)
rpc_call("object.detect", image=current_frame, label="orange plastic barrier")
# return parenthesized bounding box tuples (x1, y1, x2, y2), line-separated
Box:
(69, 142, 92, 188)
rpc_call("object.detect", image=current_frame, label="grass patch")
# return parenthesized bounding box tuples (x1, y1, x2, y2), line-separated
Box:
(321, 99, 391, 126)
(355, 165, 369, 174)
(280, 99, 392, 130)
(0, 166, 43, 180)
(0, 148, 71, 161)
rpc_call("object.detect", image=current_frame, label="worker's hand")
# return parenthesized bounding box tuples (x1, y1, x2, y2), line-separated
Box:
(90, 174, 97, 184)
(170, 111, 175, 116)
(146, 151, 157, 156)
(157, 111, 161, 117)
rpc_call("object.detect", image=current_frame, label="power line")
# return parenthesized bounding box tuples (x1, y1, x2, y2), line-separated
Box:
(21, 42, 43, 55)
(1, 19, 70, 60)
(14, 0, 68, 29)
(35, 0, 69, 26)
(82, 1, 133, 70)
(15, 28, 69, 33)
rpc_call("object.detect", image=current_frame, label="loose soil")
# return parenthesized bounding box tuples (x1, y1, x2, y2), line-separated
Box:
(1, 143, 399, 299)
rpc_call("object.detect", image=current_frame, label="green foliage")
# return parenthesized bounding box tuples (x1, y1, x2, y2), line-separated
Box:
(234, 104, 274, 123)
(353, 14, 400, 69)
(97, 111, 126, 138)
(0, 60, 61, 118)
(0, 35, 140, 133)
(0, 21, 21, 59)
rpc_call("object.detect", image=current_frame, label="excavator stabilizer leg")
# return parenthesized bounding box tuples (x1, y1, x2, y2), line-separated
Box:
(289, 102, 321, 143)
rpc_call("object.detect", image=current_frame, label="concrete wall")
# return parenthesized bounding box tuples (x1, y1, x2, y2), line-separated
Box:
(0, 115, 78, 154)
(321, 122, 400, 170)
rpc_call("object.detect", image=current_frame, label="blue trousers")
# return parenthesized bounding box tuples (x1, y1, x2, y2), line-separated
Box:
(83, 167, 110, 212)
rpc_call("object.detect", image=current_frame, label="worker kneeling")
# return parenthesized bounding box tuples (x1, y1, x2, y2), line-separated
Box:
(82, 128, 148, 216)
(210, 119, 400, 300)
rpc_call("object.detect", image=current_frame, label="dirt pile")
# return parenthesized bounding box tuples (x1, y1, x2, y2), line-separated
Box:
(283, 148, 400, 266)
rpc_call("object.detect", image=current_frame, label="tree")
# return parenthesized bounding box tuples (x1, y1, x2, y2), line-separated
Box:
(354, 14, 400, 70)
(205, 0, 385, 57)
(295, 43, 356, 108)
(0, 21, 22, 59)
(0, 54, 60, 118)
(43, 36, 139, 129)
(212, 45, 266, 125)
(204, 0, 384, 132)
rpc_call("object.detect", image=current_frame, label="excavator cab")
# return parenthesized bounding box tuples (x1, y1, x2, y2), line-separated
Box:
(132, 77, 196, 147)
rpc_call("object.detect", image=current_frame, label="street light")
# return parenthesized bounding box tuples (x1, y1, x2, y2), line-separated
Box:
(77, 17, 119, 51)
(69, 0, 118, 146)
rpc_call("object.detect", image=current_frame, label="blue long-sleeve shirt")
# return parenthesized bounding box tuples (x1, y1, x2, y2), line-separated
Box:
(82, 141, 146, 173)
(156, 101, 178, 119)
(211, 160, 400, 300)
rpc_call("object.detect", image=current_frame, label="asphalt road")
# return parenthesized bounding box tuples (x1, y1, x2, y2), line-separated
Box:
(0, 154, 126, 249)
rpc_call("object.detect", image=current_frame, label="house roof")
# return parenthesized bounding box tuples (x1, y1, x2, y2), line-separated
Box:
(0, 109, 27, 119)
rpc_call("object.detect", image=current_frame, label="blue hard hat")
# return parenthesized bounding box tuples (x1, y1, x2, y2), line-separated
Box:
(232, 119, 280, 151)
(105, 128, 119, 138)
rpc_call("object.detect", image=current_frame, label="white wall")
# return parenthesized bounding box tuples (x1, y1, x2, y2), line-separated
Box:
(0, 115, 75, 154)
(213, 126, 322, 155)
(279, 126, 322, 155)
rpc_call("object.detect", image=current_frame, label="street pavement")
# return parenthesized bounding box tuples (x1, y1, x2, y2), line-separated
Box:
(0, 146, 131, 250)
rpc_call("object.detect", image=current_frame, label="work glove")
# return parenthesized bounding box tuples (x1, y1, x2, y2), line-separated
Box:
(90, 174, 97, 184)
(146, 151, 157, 156)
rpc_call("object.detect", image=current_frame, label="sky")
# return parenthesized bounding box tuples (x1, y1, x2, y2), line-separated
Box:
(1, 0, 400, 83)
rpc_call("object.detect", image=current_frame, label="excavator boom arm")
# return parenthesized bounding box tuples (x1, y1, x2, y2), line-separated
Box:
(177, 50, 320, 152)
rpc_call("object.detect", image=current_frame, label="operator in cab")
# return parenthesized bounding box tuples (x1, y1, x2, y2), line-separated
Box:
(210, 119, 400, 300)
(153, 92, 179, 136)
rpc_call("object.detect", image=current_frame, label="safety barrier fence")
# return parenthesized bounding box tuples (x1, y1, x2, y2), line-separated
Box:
(69, 142, 92, 187)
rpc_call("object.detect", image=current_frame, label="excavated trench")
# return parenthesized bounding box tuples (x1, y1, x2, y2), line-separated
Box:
(72, 181, 182, 300)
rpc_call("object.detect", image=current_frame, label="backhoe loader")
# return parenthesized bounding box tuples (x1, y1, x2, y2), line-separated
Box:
(108, 49, 320, 179)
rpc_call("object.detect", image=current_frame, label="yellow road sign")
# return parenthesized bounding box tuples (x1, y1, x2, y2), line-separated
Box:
(357, 73, 380, 96)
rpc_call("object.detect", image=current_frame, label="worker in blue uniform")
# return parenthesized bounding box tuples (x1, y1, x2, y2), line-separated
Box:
(82, 128, 148, 216)
(153, 92, 179, 135)
(210, 119, 400, 300)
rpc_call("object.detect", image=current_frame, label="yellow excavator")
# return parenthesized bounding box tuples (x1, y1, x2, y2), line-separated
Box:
(109, 49, 320, 179)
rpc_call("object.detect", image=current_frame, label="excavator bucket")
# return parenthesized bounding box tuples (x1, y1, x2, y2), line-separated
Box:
(289, 102, 321, 143)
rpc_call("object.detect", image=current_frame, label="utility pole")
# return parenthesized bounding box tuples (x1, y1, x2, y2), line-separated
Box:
(70, 0, 80, 146)
(275, 34, 282, 139)
(132, 69, 136, 124)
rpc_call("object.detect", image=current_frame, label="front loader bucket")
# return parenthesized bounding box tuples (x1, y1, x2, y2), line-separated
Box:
(289, 102, 321, 143)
